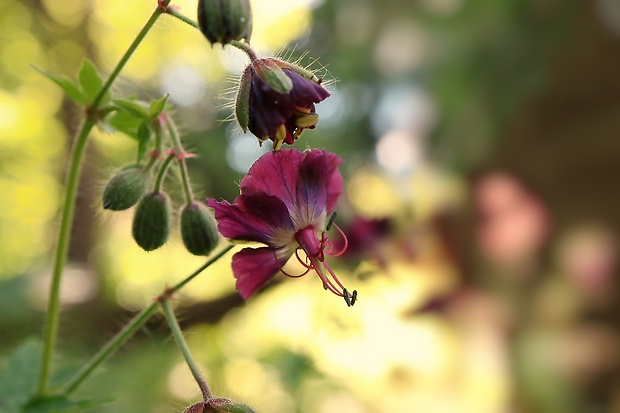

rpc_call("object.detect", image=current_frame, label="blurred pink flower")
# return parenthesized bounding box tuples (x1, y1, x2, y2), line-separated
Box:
(474, 172, 551, 265)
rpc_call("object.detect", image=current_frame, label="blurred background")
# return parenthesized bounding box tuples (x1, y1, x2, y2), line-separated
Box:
(2, 0, 620, 411)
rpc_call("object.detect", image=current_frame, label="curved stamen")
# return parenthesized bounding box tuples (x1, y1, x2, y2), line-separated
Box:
(295, 248, 313, 269)
(323, 223, 348, 257)
(323, 260, 346, 290)
(274, 250, 310, 278)
(309, 257, 347, 296)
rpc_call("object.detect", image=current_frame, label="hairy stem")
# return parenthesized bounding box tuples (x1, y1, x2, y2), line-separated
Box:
(165, 116, 194, 204)
(165, 9, 257, 61)
(61, 244, 234, 395)
(38, 1, 172, 395)
(160, 297, 213, 400)
(38, 118, 94, 395)
(61, 304, 158, 395)
(154, 152, 175, 192)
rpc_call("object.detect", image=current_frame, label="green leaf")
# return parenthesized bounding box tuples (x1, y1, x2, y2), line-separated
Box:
(78, 58, 104, 105)
(0, 338, 42, 413)
(32, 66, 85, 105)
(25, 395, 110, 413)
(149, 95, 169, 119)
(113, 98, 150, 119)
(104, 109, 144, 140)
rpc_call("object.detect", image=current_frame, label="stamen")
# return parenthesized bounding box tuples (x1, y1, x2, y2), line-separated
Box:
(343, 288, 352, 307)
(308, 256, 342, 295)
(274, 250, 310, 278)
(295, 114, 319, 128)
(342, 288, 358, 307)
(293, 127, 304, 140)
(323, 261, 346, 290)
(326, 212, 337, 231)
(323, 223, 348, 257)
(272, 125, 286, 150)
(295, 248, 313, 269)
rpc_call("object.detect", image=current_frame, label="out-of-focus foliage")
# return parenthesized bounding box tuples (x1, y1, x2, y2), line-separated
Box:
(4, 0, 620, 412)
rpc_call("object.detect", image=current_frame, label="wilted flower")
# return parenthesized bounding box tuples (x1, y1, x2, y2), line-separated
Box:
(235, 58, 330, 150)
(207, 148, 354, 303)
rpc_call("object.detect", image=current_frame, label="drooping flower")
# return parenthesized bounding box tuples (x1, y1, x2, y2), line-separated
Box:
(235, 58, 330, 150)
(207, 148, 355, 304)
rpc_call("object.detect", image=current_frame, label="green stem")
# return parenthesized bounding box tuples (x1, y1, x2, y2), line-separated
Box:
(166, 6, 198, 29)
(166, 117, 194, 203)
(91, 4, 169, 109)
(160, 298, 213, 400)
(229, 40, 258, 61)
(165, 9, 257, 61)
(61, 244, 234, 395)
(38, 2, 172, 396)
(38, 118, 94, 395)
(61, 304, 158, 395)
(143, 122, 163, 173)
(154, 153, 175, 192)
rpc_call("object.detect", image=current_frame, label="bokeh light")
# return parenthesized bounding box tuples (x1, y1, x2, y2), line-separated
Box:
(2, 0, 619, 412)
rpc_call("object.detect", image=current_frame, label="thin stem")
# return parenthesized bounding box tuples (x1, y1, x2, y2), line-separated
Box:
(38, 2, 172, 395)
(165, 9, 258, 61)
(230, 40, 258, 61)
(61, 304, 158, 395)
(166, 116, 194, 203)
(166, 6, 198, 29)
(38, 118, 95, 395)
(61, 244, 234, 395)
(143, 122, 163, 173)
(90, 3, 170, 109)
(160, 297, 213, 400)
(154, 153, 175, 192)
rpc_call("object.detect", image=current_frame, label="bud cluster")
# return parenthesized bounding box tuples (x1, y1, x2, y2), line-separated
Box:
(101, 115, 219, 255)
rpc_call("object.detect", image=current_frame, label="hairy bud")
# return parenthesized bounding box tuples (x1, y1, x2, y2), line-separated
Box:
(102, 166, 146, 211)
(183, 399, 255, 413)
(197, 0, 252, 46)
(208, 398, 256, 413)
(183, 402, 206, 413)
(132, 191, 171, 251)
(180, 202, 220, 256)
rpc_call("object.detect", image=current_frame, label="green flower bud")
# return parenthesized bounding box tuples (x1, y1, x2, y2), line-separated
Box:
(197, 0, 253, 46)
(132, 191, 171, 251)
(208, 398, 256, 413)
(102, 166, 146, 211)
(180, 202, 220, 256)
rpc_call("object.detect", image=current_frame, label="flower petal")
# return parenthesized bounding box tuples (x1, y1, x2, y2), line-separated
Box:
(240, 149, 302, 210)
(286, 69, 330, 105)
(247, 66, 330, 140)
(232, 246, 292, 300)
(206, 192, 295, 247)
(294, 149, 343, 227)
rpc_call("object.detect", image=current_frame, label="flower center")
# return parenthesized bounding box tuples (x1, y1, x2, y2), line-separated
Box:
(285, 225, 356, 306)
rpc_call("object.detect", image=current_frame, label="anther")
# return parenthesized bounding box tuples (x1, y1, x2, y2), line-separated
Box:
(327, 211, 337, 231)
(343, 288, 351, 307)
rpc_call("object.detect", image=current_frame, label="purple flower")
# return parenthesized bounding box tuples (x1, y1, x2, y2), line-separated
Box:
(207, 148, 354, 303)
(235, 58, 330, 150)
